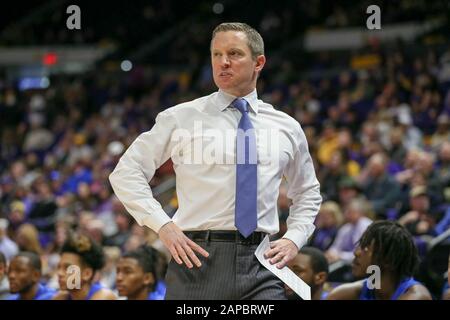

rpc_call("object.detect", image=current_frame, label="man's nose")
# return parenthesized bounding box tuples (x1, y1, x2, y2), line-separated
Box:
(220, 56, 230, 67)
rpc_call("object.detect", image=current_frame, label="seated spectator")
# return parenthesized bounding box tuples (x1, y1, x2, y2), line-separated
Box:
(395, 148, 422, 186)
(99, 246, 121, 289)
(397, 112, 423, 150)
(0, 252, 13, 299)
(319, 150, 349, 202)
(337, 176, 362, 210)
(53, 233, 116, 300)
(116, 245, 166, 300)
(327, 221, 432, 300)
(325, 198, 372, 263)
(286, 247, 329, 300)
(415, 151, 445, 206)
(430, 114, 450, 151)
(0, 219, 18, 262)
(386, 127, 407, 169)
(27, 179, 57, 236)
(309, 201, 343, 251)
(15, 223, 43, 255)
(359, 153, 401, 218)
(398, 186, 437, 236)
(103, 200, 133, 249)
(7, 200, 26, 232)
(317, 121, 339, 166)
(7, 252, 57, 300)
(336, 129, 361, 178)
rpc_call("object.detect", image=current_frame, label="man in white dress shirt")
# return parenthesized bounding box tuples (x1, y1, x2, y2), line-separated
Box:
(109, 22, 322, 299)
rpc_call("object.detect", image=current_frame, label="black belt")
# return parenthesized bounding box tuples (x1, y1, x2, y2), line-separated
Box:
(185, 230, 266, 245)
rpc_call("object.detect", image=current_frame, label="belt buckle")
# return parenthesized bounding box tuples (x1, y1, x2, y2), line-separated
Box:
(240, 232, 253, 244)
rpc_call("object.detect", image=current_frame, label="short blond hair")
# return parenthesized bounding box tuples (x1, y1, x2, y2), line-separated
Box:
(320, 201, 344, 226)
(211, 22, 264, 59)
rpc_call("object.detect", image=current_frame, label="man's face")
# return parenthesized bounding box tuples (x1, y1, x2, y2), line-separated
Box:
(319, 210, 336, 228)
(339, 187, 357, 205)
(345, 207, 361, 224)
(116, 257, 153, 299)
(352, 243, 374, 279)
(7, 256, 38, 294)
(286, 253, 315, 297)
(211, 31, 265, 97)
(410, 195, 429, 212)
(57, 252, 89, 290)
(368, 160, 384, 177)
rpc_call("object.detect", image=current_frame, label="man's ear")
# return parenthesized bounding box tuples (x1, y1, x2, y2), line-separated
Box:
(143, 272, 155, 287)
(314, 271, 327, 286)
(31, 269, 41, 283)
(255, 55, 266, 73)
(81, 267, 94, 283)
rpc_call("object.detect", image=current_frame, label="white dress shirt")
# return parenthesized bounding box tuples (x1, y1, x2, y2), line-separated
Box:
(109, 89, 322, 249)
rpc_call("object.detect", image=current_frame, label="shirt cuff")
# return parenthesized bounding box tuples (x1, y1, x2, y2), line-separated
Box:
(282, 229, 308, 250)
(142, 209, 172, 233)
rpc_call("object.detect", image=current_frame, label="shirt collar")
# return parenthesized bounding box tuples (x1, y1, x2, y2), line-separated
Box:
(215, 89, 259, 114)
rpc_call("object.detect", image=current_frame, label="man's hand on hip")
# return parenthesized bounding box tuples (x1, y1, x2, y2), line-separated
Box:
(158, 222, 209, 268)
(263, 238, 298, 269)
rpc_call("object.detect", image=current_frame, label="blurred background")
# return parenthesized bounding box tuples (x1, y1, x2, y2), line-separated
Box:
(0, 0, 449, 299)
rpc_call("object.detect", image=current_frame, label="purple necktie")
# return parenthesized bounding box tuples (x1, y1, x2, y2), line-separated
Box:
(232, 98, 257, 238)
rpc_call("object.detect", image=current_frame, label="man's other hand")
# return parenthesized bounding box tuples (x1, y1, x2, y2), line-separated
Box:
(263, 238, 298, 269)
(158, 222, 209, 268)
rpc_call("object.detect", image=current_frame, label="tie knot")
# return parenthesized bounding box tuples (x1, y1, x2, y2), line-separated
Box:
(232, 98, 248, 114)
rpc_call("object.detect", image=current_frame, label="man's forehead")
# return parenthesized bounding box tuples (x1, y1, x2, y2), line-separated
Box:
(11, 256, 31, 267)
(60, 252, 81, 263)
(118, 257, 140, 266)
(211, 31, 249, 48)
(290, 253, 311, 267)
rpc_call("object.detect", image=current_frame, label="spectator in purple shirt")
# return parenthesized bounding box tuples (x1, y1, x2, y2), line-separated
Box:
(325, 197, 373, 263)
(309, 201, 343, 251)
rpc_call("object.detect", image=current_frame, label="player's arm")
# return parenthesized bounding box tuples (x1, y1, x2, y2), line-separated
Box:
(399, 284, 432, 300)
(326, 281, 364, 300)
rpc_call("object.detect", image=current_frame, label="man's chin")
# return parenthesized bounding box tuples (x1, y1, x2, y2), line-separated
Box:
(8, 282, 20, 293)
(351, 270, 365, 280)
(217, 84, 232, 92)
(117, 290, 127, 297)
(58, 281, 68, 291)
